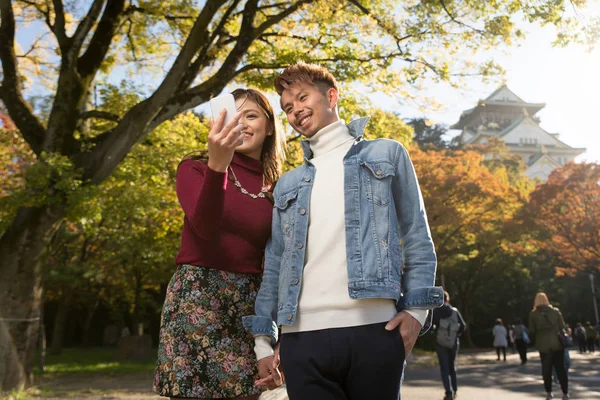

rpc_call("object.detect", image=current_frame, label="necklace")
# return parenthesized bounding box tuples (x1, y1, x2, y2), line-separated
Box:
(229, 165, 268, 199)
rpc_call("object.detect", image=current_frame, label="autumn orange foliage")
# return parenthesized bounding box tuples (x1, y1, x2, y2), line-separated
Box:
(527, 162, 600, 275)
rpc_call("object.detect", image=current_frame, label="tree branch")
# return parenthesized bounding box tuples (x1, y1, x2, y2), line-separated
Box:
(438, 0, 486, 35)
(51, 0, 69, 45)
(144, 0, 264, 131)
(20, 0, 70, 52)
(176, 0, 241, 93)
(75, 1, 229, 184)
(0, 0, 46, 155)
(80, 110, 120, 122)
(78, 0, 126, 79)
(71, 0, 106, 54)
(347, 0, 403, 40)
(257, 2, 289, 11)
(148, 0, 313, 132)
(253, 0, 312, 38)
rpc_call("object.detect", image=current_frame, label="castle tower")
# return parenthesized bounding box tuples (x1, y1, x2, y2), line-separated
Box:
(451, 85, 586, 181)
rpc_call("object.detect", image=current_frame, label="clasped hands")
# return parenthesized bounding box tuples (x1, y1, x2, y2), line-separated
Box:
(255, 343, 284, 390)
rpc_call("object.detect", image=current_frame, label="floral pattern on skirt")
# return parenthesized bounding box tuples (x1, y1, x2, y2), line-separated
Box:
(153, 264, 263, 398)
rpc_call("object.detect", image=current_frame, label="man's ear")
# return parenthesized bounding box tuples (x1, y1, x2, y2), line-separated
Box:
(327, 88, 339, 109)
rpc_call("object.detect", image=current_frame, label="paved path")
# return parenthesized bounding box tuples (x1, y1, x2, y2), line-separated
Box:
(30, 349, 599, 399)
(402, 350, 600, 399)
(262, 349, 600, 400)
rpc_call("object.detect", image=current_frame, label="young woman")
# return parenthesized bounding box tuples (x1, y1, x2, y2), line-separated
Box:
(492, 318, 508, 361)
(153, 89, 286, 400)
(529, 292, 569, 400)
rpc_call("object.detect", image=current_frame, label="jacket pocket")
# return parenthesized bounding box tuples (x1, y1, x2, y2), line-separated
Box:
(274, 188, 299, 239)
(360, 161, 396, 206)
(275, 188, 299, 210)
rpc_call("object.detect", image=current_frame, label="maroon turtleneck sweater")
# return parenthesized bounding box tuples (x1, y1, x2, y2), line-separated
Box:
(175, 153, 273, 275)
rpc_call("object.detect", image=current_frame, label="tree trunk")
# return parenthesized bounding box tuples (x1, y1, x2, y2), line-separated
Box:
(49, 292, 72, 356)
(132, 270, 142, 336)
(81, 297, 99, 347)
(0, 204, 64, 390)
(461, 299, 475, 347)
(38, 305, 46, 374)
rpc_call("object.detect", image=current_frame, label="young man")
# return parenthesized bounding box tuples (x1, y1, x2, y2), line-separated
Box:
(432, 291, 466, 400)
(243, 62, 443, 399)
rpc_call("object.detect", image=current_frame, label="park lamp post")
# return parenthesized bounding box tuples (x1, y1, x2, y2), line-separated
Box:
(591, 273, 599, 325)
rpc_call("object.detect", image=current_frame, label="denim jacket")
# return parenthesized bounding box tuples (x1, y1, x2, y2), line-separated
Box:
(243, 118, 443, 344)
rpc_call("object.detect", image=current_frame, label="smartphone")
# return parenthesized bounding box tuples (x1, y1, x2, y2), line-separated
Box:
(209, 94, 237, 126)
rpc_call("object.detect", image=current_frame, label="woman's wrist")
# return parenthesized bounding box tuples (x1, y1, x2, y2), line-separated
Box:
(207, 158, 229, 173)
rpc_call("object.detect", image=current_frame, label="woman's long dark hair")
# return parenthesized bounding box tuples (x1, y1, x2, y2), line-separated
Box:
(182, 88, 286, 189)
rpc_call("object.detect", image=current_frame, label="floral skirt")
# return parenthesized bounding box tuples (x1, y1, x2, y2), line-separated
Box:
(153, 264, 262, 398)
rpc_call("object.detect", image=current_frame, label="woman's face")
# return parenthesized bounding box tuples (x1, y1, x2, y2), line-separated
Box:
(234, 96, 271, 160)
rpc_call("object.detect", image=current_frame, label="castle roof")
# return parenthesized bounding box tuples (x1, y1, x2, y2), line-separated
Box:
(451, 85, 545, 130)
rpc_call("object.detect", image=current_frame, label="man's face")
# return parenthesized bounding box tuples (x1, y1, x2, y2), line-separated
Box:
(280, 81, 338, 138)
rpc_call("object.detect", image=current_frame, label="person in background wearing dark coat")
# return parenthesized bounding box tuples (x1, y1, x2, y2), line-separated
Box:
(513, 318, 529, 365)
(574, 323, 587, 353)
(529, 292, 569, 400)
(585, 321, 596, 353)
(432, 291, 466, 400)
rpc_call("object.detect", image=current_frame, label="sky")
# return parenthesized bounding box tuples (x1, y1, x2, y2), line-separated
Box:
(9, 3, 600, 163)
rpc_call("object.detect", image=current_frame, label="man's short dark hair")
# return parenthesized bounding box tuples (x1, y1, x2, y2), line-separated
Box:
(274, 61, 338, 96)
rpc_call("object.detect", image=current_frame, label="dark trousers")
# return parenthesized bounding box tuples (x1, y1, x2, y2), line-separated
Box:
(587, 337, 596, 352)
(279, 322, 406, 400)
(515, 339, 528, 363)
(436, 344, 458, 395)
(540, 350, 568, 394)
(578, 338, 587, 353)
(495, 346, 506, 360)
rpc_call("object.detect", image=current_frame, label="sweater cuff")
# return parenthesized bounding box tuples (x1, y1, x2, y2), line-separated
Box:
(405, 309, 427, 327)
(254, 336, 274, 361)
(204, 165, 229, 191)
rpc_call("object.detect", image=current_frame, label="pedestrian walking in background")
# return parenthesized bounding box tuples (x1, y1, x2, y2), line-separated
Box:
(492, 318, 508, 361)
(529, 292, 569, 400)
(553, 324, 572, 386)
(433, 291, 467, 400)
(574, 323, 587, 353)
(508, 324, 516, 354)
(513, 318, 530, 364)
(585, 321, 596, 353)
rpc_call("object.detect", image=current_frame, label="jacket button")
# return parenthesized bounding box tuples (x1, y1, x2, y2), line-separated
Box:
(304, 177, 311, 182)
(287, 314, 293, 321)
(300, 209, 306, 215)
(376, 170, 383, 176)
(292, 278, 299, 285)
(297, 243, 303, 249)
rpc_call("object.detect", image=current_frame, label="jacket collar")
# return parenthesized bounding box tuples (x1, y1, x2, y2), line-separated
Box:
(300, 117, 370, 160)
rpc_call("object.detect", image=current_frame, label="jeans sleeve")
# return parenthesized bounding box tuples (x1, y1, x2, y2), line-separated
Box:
(242, 205, 284, 344)
(392, 144, 443, 310)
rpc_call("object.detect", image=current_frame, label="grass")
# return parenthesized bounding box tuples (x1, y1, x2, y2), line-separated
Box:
(0, 348, 157, 399)
(1, 387, 107, 400)
(35, 347, 156, 376)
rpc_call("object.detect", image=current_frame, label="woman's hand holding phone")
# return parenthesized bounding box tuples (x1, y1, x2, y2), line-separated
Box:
(207, 109, 245, 173)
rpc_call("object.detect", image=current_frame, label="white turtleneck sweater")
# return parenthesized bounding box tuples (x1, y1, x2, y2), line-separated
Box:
(254, 120, 426, 360)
